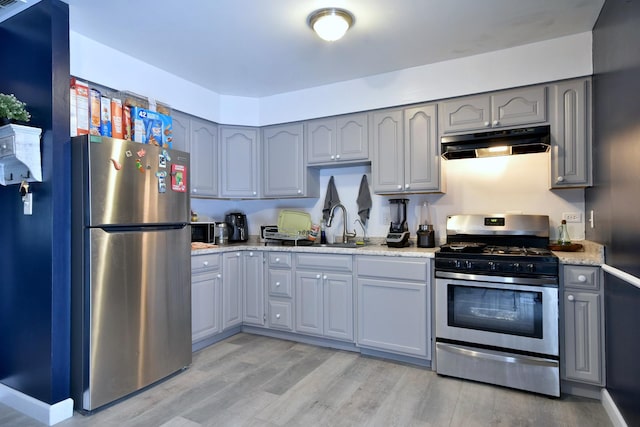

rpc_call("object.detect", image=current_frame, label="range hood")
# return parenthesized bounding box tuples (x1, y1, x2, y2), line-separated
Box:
(441, 125, 550, 160)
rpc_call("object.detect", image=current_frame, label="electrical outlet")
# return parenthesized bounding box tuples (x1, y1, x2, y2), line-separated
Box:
(562, 212, 581, 223)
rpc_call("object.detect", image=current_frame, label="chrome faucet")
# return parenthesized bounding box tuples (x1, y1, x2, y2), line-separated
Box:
(327, 203, 356, 244)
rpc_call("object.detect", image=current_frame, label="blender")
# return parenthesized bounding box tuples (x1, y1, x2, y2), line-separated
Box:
(386, 198, 411, 247)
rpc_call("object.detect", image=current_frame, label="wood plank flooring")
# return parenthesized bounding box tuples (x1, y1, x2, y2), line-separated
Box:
(0, 333, 612, 426)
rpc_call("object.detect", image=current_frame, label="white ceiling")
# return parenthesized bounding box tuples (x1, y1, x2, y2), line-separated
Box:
(60, 0, 604, 98)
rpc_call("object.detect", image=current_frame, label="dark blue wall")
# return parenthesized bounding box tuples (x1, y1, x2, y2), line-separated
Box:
(589, 0, 640, 425)
(0, 0, 70, 404)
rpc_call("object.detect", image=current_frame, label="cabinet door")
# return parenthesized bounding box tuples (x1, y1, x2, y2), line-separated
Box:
(563, 291, 603, 384)
(371, 109, 405, 193)
(222, 252, 243, 330)
(357, 277, 428, 357)
(220, 126, 259, 198)
(439, 95, 491, 134)
(323, 273, 353, 341)
(336, 113, 369, 162)
(190, 119, 218, 197)
(243, 251, 265, 326)
(295, 271, 323, 336)
(191, 270, 221, 342)
(262, 123, 305, 197)
(170, 110, 190, 153)
(404, 104, 442, 192)
(306, 118, 336, 164)
(491, 86, 547, 128)
(550, 79, 592, 188)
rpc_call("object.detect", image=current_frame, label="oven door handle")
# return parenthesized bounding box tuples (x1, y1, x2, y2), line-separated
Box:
(437, 342, 558, 367)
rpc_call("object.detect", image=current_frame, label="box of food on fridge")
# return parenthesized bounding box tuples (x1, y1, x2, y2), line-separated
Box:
(71, 78, 89, 136)
(89, 88, 101, 136)
(130, 107, 172, 148)
(111, 98, 124, 139)
(100, 96, 112, 137)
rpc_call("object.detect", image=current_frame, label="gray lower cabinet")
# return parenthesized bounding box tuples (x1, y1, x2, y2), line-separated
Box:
(550, 78, 592, 188)
(262, 123, 318, 198)
(295, 253, 354, 341)
(356, 256, 430, 358)
(306, 113, 369, 165)
(371, 104, 442, 194)
(267, 252, 294, 330)
(242, 251, 265, 326)
(561, 264, 605, 386)
(191, 253, 222, 343)
(439, 86, 547, 134)
(219, 125, 260, 198)
(222, 252, 244, 330)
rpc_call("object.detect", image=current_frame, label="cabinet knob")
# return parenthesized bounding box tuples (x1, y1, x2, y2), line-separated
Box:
(297, 189, 302, 194)
(236, 252, 241, 257)
(323, 275, 328, 280)
(557, 176, 565, 183)
(276, 313, 281, 319)
(316, 274, 321, 279)
(203, 261, 209, 266)
(249, 252, 254, 256)
(567, 294, 575, 301)
(492, 120, 499, 126)
(275, 257, 280, 263)
(330, 155, 335, 160)
(253, 191, 257, 196)
(577, 274, 587, 282)
(275, 281, 281, 287)
(192, 188, 198, 193)
(397, 185, 402, 190)
(217, 273, 222, 278)
(336, 154, 341, 159)
(484, 121, 490, 127)
(405, 184, 409, 189)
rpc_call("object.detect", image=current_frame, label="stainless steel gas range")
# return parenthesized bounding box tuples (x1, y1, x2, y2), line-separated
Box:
(434, 214, 560, 397)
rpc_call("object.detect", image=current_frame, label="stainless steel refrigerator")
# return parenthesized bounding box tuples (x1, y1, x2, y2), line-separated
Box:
(70, 135, 192, 412)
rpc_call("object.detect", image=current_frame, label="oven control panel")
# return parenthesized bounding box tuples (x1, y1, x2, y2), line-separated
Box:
(434, 254, 558, 278)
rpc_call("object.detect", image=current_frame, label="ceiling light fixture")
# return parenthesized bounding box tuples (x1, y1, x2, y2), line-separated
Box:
(308, 8, 354, 42)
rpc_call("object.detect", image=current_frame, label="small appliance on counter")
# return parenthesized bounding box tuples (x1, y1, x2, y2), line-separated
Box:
(216, 222, 229, 245)
(191, 222, 218, 244)
(386, 198, 411, 247)
(416, 224, 435, 248)
(226, 212, 248, 242)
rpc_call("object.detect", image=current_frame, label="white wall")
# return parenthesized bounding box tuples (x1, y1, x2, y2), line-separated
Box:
(192, 152, 586, 243)
(69, 31, 592, 126)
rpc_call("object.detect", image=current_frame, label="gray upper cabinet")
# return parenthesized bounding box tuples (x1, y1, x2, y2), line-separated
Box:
(549, 78, 592, 188)
(439, 86, 547, 134)
(372, 104, 442, 194)
(220, 125, 260, 198)
(190, 117, 218, 198)
(306, 113, 369, 165)
(561, 265, 605, 386)
(262, 123, 319, 198)
(170, 110, 190, 153)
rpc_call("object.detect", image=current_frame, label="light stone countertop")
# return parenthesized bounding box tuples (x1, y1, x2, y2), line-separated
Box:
(192, 237, 605, 265)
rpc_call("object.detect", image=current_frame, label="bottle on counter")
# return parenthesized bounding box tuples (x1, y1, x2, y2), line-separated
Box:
(558, 219, 571, 245)
(320, 220, 327, 244)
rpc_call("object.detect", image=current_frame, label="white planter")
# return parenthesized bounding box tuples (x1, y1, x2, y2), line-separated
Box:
(0, 123, 42, 185)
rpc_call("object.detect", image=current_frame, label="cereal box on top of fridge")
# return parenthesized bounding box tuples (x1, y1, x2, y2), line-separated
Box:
(89, 88, 101, 136)
(130, 107, 173, 148)
(111, 98, 124, 139)
(71, 78, 89, 136)
(100, 96, 112, 137)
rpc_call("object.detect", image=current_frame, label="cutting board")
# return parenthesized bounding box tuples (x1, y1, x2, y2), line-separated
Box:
(278, 210, 311, 233)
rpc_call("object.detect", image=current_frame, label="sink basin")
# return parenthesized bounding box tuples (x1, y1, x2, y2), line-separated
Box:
(319, 242, 363, 248)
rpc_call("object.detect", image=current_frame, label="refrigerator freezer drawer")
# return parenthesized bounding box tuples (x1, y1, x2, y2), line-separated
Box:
(75, 226, 192, 411)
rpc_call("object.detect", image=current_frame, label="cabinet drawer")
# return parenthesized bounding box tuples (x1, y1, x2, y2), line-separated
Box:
(563, 266, 600, 290)
(268, 252, 292, 268)
(357, 256, 427, 282)
(268, 300, 293, 330)
(191, 253, 220, 272)
(296, 253, 352, 272)
(268, 269, 293, 298)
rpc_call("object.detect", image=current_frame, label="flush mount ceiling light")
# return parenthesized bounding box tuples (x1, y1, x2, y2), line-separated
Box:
(308, 8, 354, 42)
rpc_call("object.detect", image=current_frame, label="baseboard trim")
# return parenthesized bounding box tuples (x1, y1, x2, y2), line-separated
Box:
(0, 384, 73, 426)
(602, 389, 628, 427)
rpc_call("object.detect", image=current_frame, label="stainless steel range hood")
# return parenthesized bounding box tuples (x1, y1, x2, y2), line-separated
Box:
(441, 125, 550, 160)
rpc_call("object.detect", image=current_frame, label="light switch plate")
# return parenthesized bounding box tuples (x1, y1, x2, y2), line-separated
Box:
(23, 193, 33, 215)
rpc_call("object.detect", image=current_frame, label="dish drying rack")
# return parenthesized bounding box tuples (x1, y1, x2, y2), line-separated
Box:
(263, 226, 312, 246)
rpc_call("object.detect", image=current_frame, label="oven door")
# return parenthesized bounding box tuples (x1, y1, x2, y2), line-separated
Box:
(435, 276, 558, 356)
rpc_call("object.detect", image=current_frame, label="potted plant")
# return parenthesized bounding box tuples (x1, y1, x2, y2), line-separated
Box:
(0, 93, 31, 125)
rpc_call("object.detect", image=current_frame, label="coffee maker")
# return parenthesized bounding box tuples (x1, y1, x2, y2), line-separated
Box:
(386, 199, 411, 247)
(225, 212, 248, 242)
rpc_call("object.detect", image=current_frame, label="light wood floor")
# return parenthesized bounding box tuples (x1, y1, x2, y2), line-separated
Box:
(1, 333, 612, 427)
